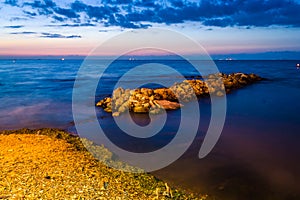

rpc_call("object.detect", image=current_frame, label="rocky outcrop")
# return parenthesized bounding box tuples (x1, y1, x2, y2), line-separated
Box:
(96, 72, 262, 116)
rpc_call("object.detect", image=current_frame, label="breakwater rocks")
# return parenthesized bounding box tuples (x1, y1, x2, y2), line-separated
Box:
(96, 73, 262, 116)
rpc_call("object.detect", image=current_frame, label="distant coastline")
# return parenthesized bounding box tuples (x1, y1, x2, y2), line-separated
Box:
(1, 51, 300, 60)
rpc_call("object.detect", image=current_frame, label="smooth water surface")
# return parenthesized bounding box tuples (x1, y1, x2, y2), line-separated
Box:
(1, 59, 300, 199)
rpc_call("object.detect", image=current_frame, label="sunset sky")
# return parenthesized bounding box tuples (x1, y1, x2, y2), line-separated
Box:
(1, 0, 300, 58)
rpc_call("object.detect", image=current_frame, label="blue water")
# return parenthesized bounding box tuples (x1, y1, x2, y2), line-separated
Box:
(1, 59, 300, 199)
(1, 59, 300, 134)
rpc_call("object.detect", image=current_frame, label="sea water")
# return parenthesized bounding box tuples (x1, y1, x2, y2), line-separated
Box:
(1, 59, 300, 199)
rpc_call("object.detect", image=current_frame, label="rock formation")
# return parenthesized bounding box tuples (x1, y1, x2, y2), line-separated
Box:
(96, 73, 262, 116)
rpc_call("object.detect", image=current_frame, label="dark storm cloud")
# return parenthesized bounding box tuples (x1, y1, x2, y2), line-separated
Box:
(40, 32, 81, 38)
(6, 0, 300, 28)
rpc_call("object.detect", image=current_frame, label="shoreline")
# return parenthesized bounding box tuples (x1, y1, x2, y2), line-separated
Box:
(0, 128, 208, 199)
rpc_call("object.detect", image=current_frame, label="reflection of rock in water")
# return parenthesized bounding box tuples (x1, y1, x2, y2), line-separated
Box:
(129, 112, 151, 127)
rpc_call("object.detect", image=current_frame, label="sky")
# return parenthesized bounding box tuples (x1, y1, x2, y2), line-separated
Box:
(1, 0, 300, 58)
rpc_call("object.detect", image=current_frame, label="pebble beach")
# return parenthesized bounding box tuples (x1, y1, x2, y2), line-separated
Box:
(0, 128, 208, 199)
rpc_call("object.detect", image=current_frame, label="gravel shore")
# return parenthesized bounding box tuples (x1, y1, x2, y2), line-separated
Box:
(0, 128, 208, 199)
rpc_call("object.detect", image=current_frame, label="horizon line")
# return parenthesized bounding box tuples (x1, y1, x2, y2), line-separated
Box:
(0, 51, 300, 60)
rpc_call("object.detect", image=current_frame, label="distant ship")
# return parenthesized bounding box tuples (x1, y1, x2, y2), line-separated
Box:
(61, 58, 65, 61)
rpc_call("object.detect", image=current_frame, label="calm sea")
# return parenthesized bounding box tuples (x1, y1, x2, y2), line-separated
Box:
(1, 59, 300, 199)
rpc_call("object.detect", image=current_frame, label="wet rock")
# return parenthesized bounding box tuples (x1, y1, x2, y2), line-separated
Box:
(154, 100, 182, 110)
(96, 72, 262, 115)
(112, 112, 120, 117)
(153, 88, 177, 101)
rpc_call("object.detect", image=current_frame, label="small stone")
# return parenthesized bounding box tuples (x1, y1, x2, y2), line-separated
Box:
(104, 108, 112, 113)
(45, 175, 51, 179)
(112, 112, 120, 117)
(216, 91, 225, 97)
(133, 106, 149, 113)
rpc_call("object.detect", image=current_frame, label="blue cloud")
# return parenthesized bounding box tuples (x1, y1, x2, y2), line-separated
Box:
(24, 0, 55, 15)
(23, 11, 37, 17)
(4, 0, 18, 6)
(66, 35, 81, 38)
(61, 23, 95, 27)
(102, 0, 133, 4)
(10, 31, 37, 35)
(46, 23, 96, 27)
(6, 0, 300, 28)
(133, 0, 159, 8)
(41, 32, 81, 38)
(70, 1, 149, 29)
(104, 13, 151, 29)
(70, 1, 87, 12)
(9, 31, 81, 38)
(4, 25, 24, 28)
(54, 7, 79, 19)
(171, 0, 184, 8)
(197, 0, 300, 27)
(52, 15, 65, 22)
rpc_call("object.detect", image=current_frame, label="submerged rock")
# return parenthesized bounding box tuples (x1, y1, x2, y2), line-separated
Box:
(96, 72, 263, 115)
